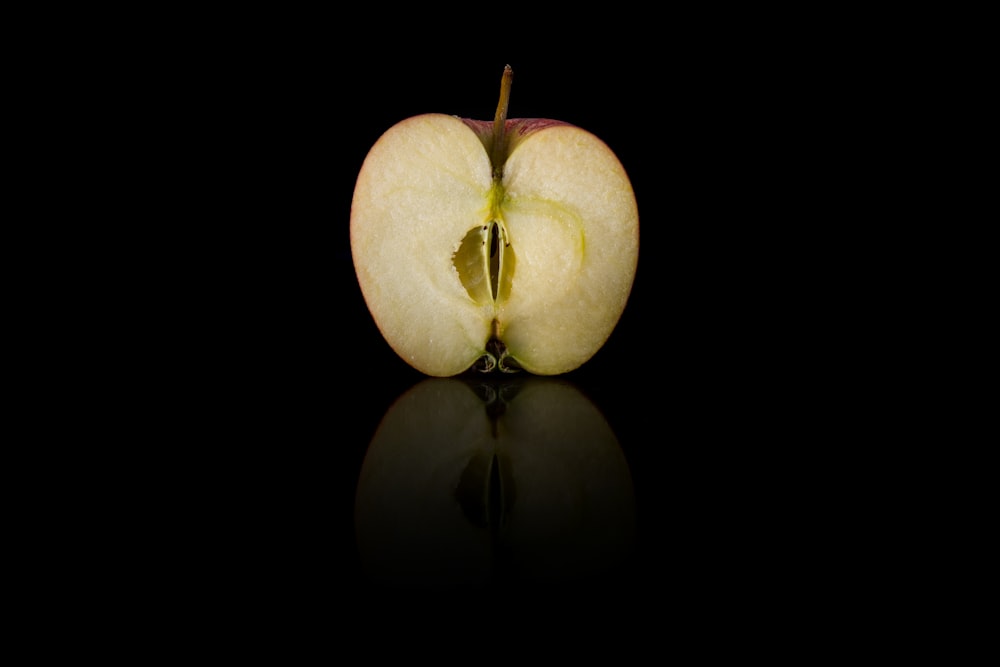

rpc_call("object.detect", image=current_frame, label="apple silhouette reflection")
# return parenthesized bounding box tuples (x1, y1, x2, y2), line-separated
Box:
(354, 375, 636, 589)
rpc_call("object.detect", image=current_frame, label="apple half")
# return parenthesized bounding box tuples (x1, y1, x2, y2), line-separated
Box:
(351, 65, 639, 376)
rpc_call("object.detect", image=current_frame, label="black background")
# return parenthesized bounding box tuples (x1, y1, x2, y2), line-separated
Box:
(28, 3, 969, 649)
(128, 13, 898, 631)
(248, 49, 812, 606)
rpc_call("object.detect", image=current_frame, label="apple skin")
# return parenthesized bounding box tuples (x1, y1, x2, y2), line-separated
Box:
(461, 117, 570, 153)
(350, 74, 639, 377)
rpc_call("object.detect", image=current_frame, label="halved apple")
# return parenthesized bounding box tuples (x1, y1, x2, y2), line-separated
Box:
(350, 65, 639, 376)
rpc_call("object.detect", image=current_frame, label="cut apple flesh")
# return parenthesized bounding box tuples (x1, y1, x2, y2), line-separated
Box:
(351, 113, 639, 376)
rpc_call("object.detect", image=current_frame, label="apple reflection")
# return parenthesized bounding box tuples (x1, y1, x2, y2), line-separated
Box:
(354, 375, 635, 589)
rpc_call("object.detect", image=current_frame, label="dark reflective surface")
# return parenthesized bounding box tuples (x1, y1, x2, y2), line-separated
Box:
(176, 48, 857, 623)
(109, 20, 890, 643)
(354, 376, 636, 591)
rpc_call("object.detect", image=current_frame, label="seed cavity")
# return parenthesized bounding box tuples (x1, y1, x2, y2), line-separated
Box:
(453, 221, 513, 307)
(489, 222, 500, 301)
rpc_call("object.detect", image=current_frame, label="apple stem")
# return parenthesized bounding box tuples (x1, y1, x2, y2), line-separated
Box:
(491, 65, 512, 179)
